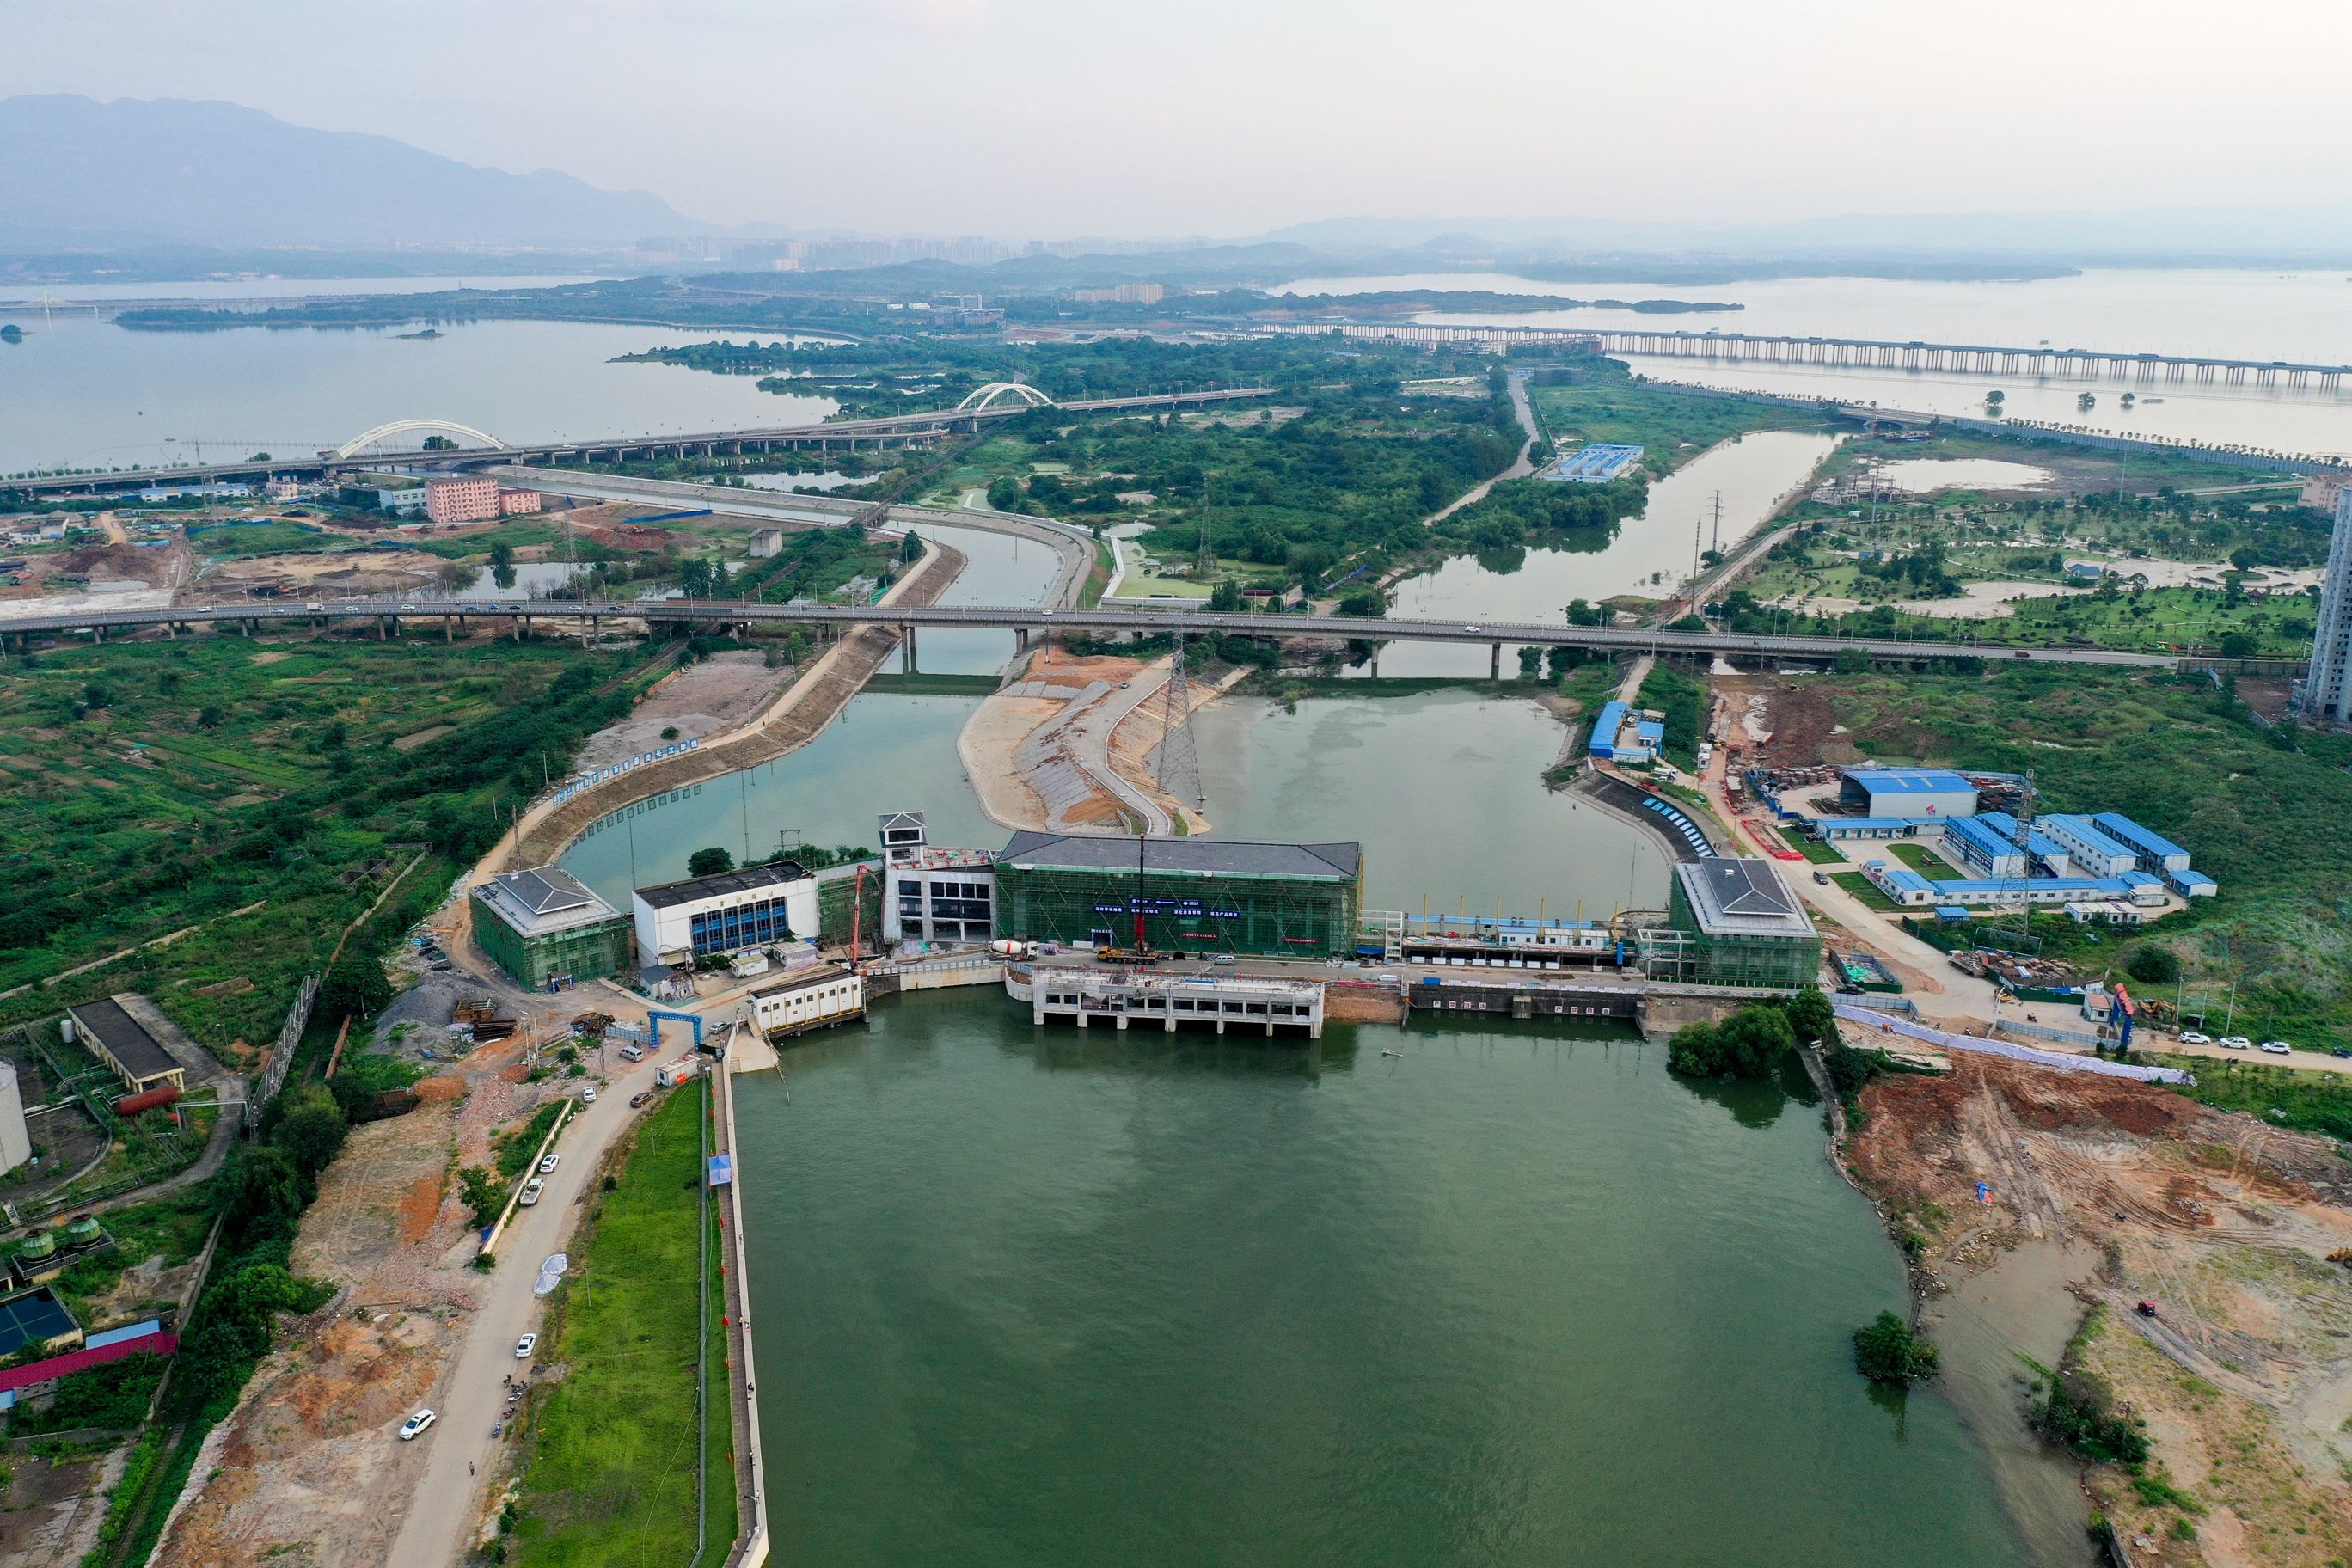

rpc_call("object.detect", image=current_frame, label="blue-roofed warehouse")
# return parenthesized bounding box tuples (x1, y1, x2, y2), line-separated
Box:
(1540, 444, 1644, 484)
(1839, 768, 1978, 821)
(2037, 815, 2140, 879)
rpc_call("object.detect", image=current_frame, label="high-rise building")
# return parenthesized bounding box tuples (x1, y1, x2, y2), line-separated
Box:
(2307, 487, 2352, 722)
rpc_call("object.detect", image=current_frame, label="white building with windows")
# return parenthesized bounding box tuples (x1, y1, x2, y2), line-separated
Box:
(0, 1061, 29, 1174)
(876, 812, 995, 946)
(631, 862, 820, 968)
(2304, 486, 2352, 722)
(749, 967, 867, 1038)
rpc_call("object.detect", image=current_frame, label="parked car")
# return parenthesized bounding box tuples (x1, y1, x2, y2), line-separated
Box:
(399, 1409, 436, 1440)
(629, 1091, 652, 1108)
(1211, 953, 1237, 965)
(581, 1085, 597, 1102)
(2258, 1040, 2293, 1056)
(2331, 1048, 2352, 1060)
(2219, 1036, 2252, 1050)
(518, 1178, 544, 1207)
(2178, 1031, 2212, 1045)
(538, 1153, 560, 1174)
(514, 1333, 537, 1359)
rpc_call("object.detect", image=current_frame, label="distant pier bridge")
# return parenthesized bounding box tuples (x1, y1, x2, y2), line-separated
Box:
(1267, 322, 2352, 391)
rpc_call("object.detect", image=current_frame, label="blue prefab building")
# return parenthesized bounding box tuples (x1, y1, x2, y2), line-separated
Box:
(1588, 701, 1629, 759)
(2037, 816, 2140, 879)
(2092, 813, 2192, 874)
(1838, 768, 1978, 820)
(1540, 444, 1644, 483)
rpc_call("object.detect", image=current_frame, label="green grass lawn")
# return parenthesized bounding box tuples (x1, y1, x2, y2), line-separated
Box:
(1828, 870, 1904, 911)
(1530, 381, 1823, 478)
(508, 1081, 736, 1567)
(1795, 834, 1849, 865)
(1886, 842, 1964, 879)
(2147, 1055, 2352, 1143)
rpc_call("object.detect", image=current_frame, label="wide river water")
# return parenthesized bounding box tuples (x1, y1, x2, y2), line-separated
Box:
(11, 288, 2126, 1560)
(1284, 267, 2352, 460)
(737, 993, 2035, 1567)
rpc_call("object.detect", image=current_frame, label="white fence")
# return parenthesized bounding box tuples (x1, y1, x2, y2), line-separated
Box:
(248, 974, 321, 1127)
(1834, 1003, 2193, 1085)
(547, 738, 702, 810)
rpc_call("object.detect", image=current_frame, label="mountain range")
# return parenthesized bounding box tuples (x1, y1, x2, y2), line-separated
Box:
(0, 95, 698, 251)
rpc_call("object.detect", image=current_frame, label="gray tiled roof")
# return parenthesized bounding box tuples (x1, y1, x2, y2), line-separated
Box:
(1676, 858, 1816, 939)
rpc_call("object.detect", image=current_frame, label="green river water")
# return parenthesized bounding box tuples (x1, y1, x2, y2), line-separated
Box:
(736, 993, 2037, 1567)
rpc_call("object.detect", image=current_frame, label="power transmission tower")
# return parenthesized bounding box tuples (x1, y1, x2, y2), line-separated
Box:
(1710, 489, 1723, 556)
(1154, 630, 1204, 808)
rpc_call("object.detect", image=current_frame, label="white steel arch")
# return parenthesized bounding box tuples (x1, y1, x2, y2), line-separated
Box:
(333, 419, 508, 458)
(953, 382, 1055, 413)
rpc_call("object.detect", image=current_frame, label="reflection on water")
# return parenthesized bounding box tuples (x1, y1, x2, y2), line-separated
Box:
(739, 992, 2030, 1568)
(1365, 430, 1839, 677)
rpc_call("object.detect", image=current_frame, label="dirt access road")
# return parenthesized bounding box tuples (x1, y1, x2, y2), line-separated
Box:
(383, 1055, 670, 1568)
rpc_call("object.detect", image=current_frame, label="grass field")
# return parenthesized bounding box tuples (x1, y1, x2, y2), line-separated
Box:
(0, 634, 642, 1051)
(1806, 666, 2352, 1044)
(1530, 380, 1825, 477)
(1886, 842, 1964, 878)
(1828, 869, 1904, 911)
(508, 1081, 736, 1567)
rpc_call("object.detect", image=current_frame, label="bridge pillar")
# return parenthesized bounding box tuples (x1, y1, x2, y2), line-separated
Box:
(444, 616, 454, 643)
(94, 624, 102, 642)
(1490, 641, 1502, 681)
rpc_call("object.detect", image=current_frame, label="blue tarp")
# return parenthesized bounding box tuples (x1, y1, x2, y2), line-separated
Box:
(707, 1153, 734, 1187)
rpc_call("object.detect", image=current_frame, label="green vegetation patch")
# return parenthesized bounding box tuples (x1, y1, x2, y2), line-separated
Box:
(2150, 1057, 2352, 1143)
(507, 1082, 735, 1567)
(1633, 661, 1707, 769)
(1528, 375, 1824, 477)
(1807, 665, 2352, 1044)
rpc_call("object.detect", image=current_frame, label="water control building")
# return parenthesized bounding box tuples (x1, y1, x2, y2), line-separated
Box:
(1657, 857, 1822, 989)
(993, 833, 1362, 958)
(632, 862, 821, 967)
(472, 867, 634, 989)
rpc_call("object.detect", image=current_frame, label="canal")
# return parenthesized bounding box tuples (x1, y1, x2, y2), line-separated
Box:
(735, 992, 2035, 1567)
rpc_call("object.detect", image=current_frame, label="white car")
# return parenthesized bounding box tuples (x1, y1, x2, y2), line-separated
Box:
(1463, 624, 1484, 634)
(538, 1153, 560, 1175)
(514, 1332, 538, 1359)
(2257, 1040, 2292, 1056)
(2219, 1035, 2252, 1050)
(518, 1177, 545, 1207)
(399, 1409, 436, 1441)
(2178, 1032, 2211, 1045)
(581, 1085, 597, 1103)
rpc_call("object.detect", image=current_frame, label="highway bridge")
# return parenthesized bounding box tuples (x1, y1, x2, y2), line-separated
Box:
(0, 596, 2200, 674)
(1268, 321, 2352, 389)
(8, 386, 1275, 498)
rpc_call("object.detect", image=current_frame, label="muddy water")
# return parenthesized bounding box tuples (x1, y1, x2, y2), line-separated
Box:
(1920, 1240, 2104, 1568)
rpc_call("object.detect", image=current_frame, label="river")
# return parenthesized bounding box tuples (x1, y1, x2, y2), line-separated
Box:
(0, 315, 834, 475)
(738, 992, 2036, 1567)
(1281, 267, 2352, 460)
(1359, 430, 1840, 678)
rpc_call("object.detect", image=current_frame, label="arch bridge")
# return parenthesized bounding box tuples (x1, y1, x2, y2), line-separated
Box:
(329, 419, 508, 459)
(954, 382, 1056, 413)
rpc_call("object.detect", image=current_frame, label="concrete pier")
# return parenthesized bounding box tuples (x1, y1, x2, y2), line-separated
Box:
(1026, 970, 1326, 1039)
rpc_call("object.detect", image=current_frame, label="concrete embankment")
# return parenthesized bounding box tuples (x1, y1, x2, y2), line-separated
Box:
(489, 537, 965, 872)
(714, 1056, 769, 1568)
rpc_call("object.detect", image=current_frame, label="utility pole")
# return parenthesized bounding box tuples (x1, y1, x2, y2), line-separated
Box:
(1710, 489, 1723, 556)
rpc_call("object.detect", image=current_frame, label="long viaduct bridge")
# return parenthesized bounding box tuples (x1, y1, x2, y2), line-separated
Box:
(0, 596, 2219, 677)
(1268, 321, 2352, 390)
(8, 383, 1274, 499)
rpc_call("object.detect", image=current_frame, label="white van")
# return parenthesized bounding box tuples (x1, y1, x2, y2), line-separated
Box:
(617, 1044, 645, 1063)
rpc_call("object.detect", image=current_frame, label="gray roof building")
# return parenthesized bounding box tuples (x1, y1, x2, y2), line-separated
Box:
(1673, 858, 1816, 940)
(475, 866, 623, 936)
(997, 832, 1360, 881)
(65, 998, 184, 1092)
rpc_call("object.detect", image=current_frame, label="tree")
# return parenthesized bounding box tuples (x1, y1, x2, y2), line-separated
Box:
(1853, 1311, 1939, 1385)
(2125, 946, 2180, 984)
(1834, 646, 1871, 674)
(2216, 630, 2258, 659)
(269, 1083, 350, 1185)
(687, 846, 735, 878)
(321, 952, 393, 1022)
(1668, 1002, 1797, 1080)
(1783, 986, 1836, 1046)
(1516, 646, 1544, 679)
(1208, 579, 1245, 612)
(457, 1164, 505, 1228)
(986, 475, 1023, 511)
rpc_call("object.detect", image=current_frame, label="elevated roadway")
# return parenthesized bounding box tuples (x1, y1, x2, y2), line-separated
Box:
(9, 386, 1276, 498)
(0, 595, 2197, 671)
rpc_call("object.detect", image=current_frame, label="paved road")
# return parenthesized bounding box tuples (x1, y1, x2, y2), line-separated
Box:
(383, 1054, 669, 1568)
(5, 594, 2199, 670)
(1063, 663, 1176, 834)
(1419, 369, 1540, 527)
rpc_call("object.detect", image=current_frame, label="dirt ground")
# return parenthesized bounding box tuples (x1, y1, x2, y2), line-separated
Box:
(192, 548, 442, 597)
(154, 945, 604, 1568)
(0, 1440, 131, 1568)
(1846, 1044, 2352, 1567)
(573, 649, 798, 771)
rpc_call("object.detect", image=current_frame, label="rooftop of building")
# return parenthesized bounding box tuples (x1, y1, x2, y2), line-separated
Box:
(998, 832, 1360, 882)
(64, 997, 179, 1081)
(634, 860, 814, 910)
(750, 965, 856, 998)
(2091, 812, 2190, 861)
(2037, 813, 2139, 859)
(1869, 864, 2160, 897)
(1841, 767, 1975, 794)
(475, 866, 624, 936)
(1675, 858, 1816, 940)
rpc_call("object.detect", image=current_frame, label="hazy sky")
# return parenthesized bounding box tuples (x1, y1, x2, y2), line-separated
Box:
(11, 0, 2350, 236)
